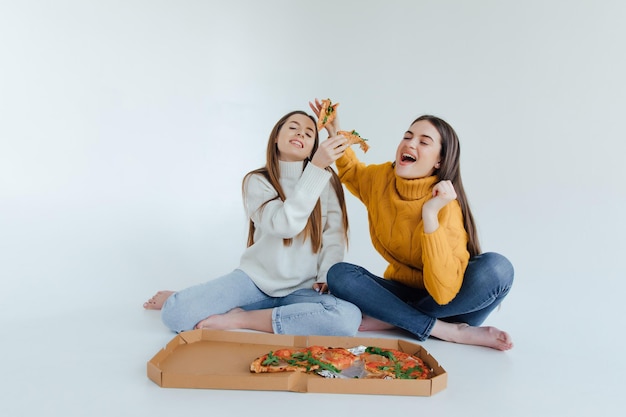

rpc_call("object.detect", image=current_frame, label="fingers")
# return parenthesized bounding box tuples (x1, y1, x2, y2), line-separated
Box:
(314, 283, 329, 294)
(432, 180, 456, 199)
(328, 133, 348, 147)
(324, 136, 349, 158)
(313, 282, 329, 293)
(308, 98, 325, 115)
(308, 98, 340, 117)
(310, 135, 348, 168)
(308, 100, 321, 116)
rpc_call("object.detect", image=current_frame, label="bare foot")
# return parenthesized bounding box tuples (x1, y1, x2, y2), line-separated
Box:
(194, 308, 247, 330)
(432, 321, 513, 351)
(358, 315, 397, 331)
(143, 291, 175, 310)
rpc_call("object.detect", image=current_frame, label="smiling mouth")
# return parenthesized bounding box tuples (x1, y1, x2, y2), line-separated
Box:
(401, 153, 416, 162)
(289, 139, 304, 149)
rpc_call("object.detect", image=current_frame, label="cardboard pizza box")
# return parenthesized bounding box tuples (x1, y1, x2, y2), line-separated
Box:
(147, 329, 447, 396)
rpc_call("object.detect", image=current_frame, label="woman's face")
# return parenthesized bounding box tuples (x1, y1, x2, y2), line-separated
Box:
(275, 114, 316, 162)
(394, 120, 442, 179)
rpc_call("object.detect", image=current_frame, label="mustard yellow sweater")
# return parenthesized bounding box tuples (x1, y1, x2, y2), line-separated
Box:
(336, 147, 470, 305)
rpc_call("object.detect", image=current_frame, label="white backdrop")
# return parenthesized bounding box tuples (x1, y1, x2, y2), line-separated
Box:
(1, 1, 625, 414)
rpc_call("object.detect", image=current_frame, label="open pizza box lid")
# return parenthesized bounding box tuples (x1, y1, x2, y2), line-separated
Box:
(147, 329, 447, 396)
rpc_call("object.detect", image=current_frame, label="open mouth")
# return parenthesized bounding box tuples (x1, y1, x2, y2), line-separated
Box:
(289, 139, 304, 149)
(401, 153, 416, 163)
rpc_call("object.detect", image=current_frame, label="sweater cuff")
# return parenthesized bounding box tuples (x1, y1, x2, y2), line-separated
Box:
(421, 227, 446, 260)
(299, 163, 331, 195)
(335, 147, 355, 171)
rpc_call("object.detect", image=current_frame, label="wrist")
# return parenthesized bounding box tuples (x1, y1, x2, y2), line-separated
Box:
(422, 211, 439, 234)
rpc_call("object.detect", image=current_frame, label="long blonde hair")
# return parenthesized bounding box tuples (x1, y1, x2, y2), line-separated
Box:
(242, 110, 349, 252)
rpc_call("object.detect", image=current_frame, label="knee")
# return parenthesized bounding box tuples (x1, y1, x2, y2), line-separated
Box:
(327, 262, 357, 293)
(328, 262, 352, 281)
(160, 295, 191, 333)
(481, 252, 514, 288)
(332, 300, 362, 336)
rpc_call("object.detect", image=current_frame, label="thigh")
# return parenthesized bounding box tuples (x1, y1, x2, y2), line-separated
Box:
(330, 262, 423, 302)
(277, 288, 339, 306)
(245, 288, 356, 310)
(255, 288, 357, 315)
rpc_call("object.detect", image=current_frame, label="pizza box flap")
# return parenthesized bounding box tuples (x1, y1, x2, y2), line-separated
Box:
(147, 329, 447, 396)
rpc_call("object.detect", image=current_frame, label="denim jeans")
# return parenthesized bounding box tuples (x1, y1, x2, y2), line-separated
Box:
(326, 252, 514, 341)
(160, 268, 362, 336)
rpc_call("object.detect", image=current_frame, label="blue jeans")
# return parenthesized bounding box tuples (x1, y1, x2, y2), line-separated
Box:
(326, 252, 514, 341)
(160, 269, 362, 336)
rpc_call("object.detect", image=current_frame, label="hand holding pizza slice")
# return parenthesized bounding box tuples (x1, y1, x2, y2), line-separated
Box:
(316, 98, 338, 130)
(308, 98, 371, 152)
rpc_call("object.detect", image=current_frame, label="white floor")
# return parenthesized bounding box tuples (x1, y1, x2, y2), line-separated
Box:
(2, 283, 623, 417)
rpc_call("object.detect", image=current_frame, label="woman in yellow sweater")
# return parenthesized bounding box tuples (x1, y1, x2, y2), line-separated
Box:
(310, 99, 514, 351)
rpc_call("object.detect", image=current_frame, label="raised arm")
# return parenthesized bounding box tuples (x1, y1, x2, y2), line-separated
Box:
(244, 164, 331, 238)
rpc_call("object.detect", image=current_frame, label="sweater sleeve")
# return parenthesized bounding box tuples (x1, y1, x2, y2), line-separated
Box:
(334, 147, 370, 204)
(420, 201, 470, 305)
(315, 184, 346, 283)
(244, 164, 331, 238)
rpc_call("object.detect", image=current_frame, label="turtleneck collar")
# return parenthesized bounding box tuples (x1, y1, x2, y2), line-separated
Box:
(279, 160, 305, 179)
(394, 173, 438, 200)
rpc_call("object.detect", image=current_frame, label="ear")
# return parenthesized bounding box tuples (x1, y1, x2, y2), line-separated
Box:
(435, 161, 441, 168)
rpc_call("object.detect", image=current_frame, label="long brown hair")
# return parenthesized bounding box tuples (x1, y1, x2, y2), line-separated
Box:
(413, 115, 481, 257)
(242, 110, 349, 252)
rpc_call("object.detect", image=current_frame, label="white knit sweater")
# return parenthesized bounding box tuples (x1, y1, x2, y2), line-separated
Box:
(237, 160, 346, 297)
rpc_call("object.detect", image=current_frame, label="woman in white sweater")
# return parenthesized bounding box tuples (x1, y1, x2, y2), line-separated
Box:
(144, 110, 362, 336)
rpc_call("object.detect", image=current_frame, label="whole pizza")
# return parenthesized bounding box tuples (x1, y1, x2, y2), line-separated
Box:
(250, 345, 432, 380)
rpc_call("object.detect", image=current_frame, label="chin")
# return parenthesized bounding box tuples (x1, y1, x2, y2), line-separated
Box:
(394, 165, 415, 179)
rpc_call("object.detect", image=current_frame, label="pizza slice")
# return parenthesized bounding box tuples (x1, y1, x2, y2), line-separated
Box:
(250, 346, 358, 374)
(314, 346, 359, 371)
(250, 347, 310, 373)
(317, 98, 337, 130)
(360, 346, 431, 379)
(338, 129, 370, 153)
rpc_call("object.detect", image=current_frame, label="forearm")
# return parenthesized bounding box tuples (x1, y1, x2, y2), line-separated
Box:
(246, 165, 331, 237)
(334, 147, 366, 200)
(316, 190, 346, 282)
(420, 205, 469, 304)
(422, 210, 439, 234)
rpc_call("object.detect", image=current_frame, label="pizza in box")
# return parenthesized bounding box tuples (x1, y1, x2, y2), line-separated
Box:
(251, 345, 432, 380)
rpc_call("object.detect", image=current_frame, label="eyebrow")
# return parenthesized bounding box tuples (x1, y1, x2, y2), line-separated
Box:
(290, 120, 314, 133)
(405, 131, 434, 141)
